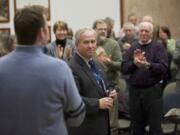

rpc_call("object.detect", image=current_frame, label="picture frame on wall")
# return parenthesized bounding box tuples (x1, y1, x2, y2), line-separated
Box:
(0, 28, 10, 35)
(120, 0, 124, 27)
(14, 0, 51, 20)
(0, 0, 10, 23)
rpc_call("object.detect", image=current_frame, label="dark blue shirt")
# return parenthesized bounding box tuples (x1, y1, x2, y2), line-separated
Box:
(121, 40, 168, 87)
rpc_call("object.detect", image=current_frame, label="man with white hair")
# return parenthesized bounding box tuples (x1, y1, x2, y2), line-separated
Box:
(121, 21, 168, 135)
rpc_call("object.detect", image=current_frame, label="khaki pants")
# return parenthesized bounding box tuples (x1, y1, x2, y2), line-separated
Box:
(109, 98, 119, 135)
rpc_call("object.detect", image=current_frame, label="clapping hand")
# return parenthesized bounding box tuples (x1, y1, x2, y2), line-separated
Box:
(133, 49, 151, 69)
(56, 45, 64, 59)
(97, 54, 112, 65)
(133, 49, 146, 68)
(66, 47, 72, 59)
(123, 43, 131, 51)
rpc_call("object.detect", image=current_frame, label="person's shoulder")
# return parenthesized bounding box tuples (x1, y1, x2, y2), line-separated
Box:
(66, 38, 75, 46)
(68, 55, 80, 68)
(66, 38, 74, 43)
(176, 40, 180, 47)
(132, 36, 138, 43)
(117, 37, 123, 42)
(131, 40, 139, 47)
(0, 53, 10, 63)
(168, 39, 176, 44)
(68, 54, 85, 72)
(148, 41, 167, 53)
(43, 54, 68, 68)
(106, 38, 118, 43)
(152, 40, 164, 49)
(49, 57, 72, 75)
(46, 41, 56, 49)
(105, 38, 119, 47)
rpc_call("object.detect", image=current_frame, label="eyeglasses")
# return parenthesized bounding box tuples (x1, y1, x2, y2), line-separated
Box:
(97, 28, 107, 31)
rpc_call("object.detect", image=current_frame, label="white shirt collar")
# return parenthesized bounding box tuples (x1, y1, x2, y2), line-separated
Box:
(139, 39, 152, 45)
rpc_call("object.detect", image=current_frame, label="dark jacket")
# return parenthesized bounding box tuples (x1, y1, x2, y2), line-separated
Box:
(121, 40, 168, 88)
(68, 53, 110, 135)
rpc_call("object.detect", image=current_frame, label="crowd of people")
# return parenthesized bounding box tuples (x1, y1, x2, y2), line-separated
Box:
(0, 5, 180, 135)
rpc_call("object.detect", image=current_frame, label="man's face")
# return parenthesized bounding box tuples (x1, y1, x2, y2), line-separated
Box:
(129, 16, 138, 25)
(124, 28, 134, 39)
(77, 30, 97, 60)
(95, 23, 107, 38)
(139, 27, 152, 44)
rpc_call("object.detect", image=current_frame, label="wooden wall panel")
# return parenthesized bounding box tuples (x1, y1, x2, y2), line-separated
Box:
(122, 0, 180, 39)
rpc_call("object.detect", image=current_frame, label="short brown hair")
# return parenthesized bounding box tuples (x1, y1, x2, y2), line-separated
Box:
(160, 26, 171, 39)
(92, 19, 106, 29)
(53, 21, 68, 34)
(14, 5, 46, 45)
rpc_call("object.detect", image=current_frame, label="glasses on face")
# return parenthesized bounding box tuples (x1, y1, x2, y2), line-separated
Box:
(97, 28, 107, 31)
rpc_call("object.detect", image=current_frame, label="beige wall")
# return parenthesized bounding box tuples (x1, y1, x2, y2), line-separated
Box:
(123, 0, 180, 39)
(0, 0, 120, 41)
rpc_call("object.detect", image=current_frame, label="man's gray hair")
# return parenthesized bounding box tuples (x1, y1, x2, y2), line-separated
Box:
(75, 27, 97, 45)
(123, 22, 135, 30)
(139, 21, 154, 33)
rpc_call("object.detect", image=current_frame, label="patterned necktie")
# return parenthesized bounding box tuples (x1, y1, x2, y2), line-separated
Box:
(88, 60, 106, 91)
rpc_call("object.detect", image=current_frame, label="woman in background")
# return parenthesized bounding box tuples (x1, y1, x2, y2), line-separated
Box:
(46, 20, 75, 61)
(158, 26, 177, 87)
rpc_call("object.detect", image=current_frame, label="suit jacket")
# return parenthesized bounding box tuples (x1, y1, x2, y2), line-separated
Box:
(0, 45, 85, 135)
(68, 53, 110, 135)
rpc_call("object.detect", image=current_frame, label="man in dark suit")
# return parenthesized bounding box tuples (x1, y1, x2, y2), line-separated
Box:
(68, 27, 117, 135)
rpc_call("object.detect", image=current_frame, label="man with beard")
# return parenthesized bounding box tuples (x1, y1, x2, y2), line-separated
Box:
(93, 19, 122, 135)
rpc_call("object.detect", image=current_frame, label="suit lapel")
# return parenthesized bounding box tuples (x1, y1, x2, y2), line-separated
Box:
(75, 54, 105, 96)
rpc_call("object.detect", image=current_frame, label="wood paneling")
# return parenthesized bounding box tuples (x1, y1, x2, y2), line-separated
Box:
(122, 0, 180, 39)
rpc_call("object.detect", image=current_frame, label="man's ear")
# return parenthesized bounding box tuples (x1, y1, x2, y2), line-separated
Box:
(39, 27, 45, 39)
(35, 27, 44, 44)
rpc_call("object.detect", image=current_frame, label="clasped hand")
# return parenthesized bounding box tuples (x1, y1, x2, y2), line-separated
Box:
(133, 49, 149, 69)
(56, 45, 72, 59)
(99, 90, 117, 109)
(97, 54, 112, 65)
